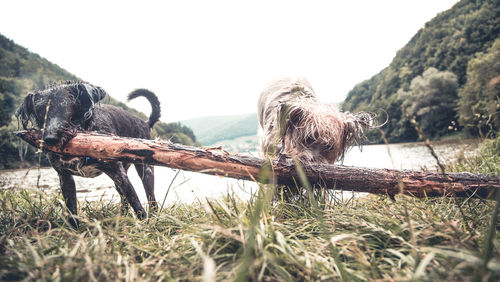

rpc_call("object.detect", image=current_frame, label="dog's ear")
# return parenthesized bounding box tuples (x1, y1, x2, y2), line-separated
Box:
(289, 108, 304, 124)
(71, 84, 107, 120)
(278, 103, 304, 137)
(280, 104, 303, 123)
(87, 84, 106, 103)
(15, 93, 35, 129)
(75, 84, 106, 105)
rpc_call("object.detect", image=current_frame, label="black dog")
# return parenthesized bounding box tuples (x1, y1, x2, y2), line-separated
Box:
(16, 82, 161, 225)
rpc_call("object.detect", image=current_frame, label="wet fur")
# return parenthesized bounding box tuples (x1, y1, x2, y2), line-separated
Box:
(258, 77, 375, 164)
(16, 82, 161, 225)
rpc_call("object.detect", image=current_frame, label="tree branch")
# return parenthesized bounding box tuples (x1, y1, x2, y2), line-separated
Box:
(14, 130, 499, 198)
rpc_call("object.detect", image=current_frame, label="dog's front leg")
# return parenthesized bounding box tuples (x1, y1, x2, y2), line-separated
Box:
(58, 171, 79, 228)
(98, 162, 146, 219)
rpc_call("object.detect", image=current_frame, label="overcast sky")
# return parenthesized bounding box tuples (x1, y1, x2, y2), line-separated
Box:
(1, 0, 459, 122)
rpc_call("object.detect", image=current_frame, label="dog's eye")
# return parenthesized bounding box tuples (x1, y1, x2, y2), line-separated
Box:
(305, 136, 315, 145)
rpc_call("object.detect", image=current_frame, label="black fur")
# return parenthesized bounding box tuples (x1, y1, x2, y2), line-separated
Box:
(15, 82, 161, 226)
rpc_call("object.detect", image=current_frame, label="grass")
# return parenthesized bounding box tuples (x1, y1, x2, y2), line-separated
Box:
(446, 136, 500, 175)
(0, 138, 499, 281)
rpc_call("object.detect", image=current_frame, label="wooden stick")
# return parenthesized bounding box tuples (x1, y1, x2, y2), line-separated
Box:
(15, 130, 499, 198)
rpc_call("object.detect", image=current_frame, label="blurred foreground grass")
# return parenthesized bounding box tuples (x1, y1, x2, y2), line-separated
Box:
(0, 137, 499, 281)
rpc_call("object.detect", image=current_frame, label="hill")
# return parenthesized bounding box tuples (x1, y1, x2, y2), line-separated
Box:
(0, 33, 197, 168)
(180, 113, 258, 145)
(342, 0, 500, 143)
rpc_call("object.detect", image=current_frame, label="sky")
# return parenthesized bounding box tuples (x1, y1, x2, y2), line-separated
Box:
(1, 0, 459, 122)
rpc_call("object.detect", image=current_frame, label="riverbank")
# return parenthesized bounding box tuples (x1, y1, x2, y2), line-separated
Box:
(0, 137, 497, 280)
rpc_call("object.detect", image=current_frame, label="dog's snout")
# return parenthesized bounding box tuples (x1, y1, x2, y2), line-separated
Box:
(43, 134, 59, 146)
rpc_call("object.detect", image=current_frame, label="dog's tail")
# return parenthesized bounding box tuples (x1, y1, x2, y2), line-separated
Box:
(127, 89, 161, 128)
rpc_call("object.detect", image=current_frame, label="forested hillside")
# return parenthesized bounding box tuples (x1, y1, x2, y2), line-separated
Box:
(0, 34, 197, 169)
(342, 0, 500, 142)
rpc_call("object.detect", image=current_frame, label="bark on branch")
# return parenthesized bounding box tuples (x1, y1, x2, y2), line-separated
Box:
(15, 130, 500, 198)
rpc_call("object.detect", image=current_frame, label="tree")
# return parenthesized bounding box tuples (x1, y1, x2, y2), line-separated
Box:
(457, 38, 500, 137)
(399, 68, 458, 138)
(342, 0, 500, 142)
(0, 78, 16, 127)
(152, 122, 198, 146)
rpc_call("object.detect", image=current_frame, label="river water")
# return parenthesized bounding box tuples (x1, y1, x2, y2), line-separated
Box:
(0, 139, 480, 205)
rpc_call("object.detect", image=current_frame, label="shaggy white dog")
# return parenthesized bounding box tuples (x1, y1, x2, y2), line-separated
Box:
(258, 77, 375, 164)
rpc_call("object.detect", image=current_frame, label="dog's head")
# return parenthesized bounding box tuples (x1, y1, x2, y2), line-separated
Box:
(281, 101, 376, 164)
(15, 82, 106, 146)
